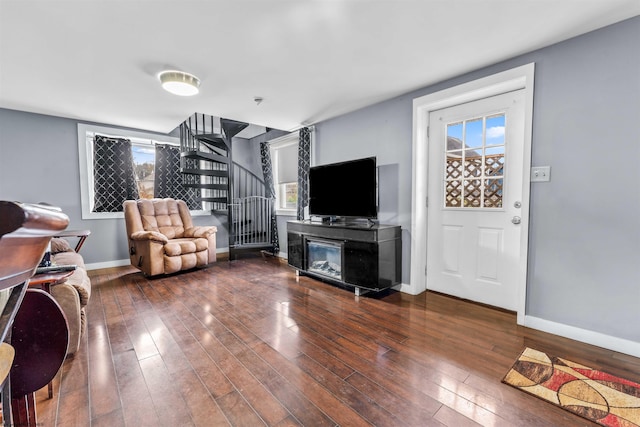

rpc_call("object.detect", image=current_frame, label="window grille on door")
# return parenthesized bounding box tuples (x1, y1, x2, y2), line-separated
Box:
(444, 113, 505, 208)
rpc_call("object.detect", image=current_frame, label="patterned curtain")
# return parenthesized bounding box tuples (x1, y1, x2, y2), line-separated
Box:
(260, 141, 279, 253)
(297, 127, 311, 220)
(154, 144, 200, 210)
(93, 135, 139, 212)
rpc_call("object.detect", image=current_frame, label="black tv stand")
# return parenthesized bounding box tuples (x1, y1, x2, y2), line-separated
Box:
(287, 220, 401, 295)
(307, 217, 378, 228)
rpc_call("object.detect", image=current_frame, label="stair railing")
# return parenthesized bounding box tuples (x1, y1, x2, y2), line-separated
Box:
(231, 164, 266, 200)
(229, 196, 273, 248)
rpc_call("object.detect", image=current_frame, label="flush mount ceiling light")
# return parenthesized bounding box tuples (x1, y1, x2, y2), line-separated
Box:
(158, 70, 200, 96)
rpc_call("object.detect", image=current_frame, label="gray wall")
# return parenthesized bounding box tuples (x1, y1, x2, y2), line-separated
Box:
(231, 136, 262, 177)
(312, 16, 639, 343)
(524, 19, 639, 342)
(0, 110, 226, 264)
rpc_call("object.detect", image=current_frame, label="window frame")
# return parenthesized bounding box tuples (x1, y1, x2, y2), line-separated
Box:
(269, 133, 299, 217)
(77, 123, 207, 219)
(443, 113, 506, 210)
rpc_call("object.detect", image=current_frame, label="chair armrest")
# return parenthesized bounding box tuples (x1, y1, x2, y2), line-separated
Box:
(184, 226, 217, 238)
(55, 229, 91, 253)
(130, 230, 168, 244)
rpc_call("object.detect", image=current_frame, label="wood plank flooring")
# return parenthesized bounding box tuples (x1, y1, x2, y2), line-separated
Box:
(34, 255, 640, 426)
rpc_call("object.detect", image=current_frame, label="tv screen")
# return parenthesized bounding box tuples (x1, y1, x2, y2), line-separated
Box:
(308, 157, 377, 219)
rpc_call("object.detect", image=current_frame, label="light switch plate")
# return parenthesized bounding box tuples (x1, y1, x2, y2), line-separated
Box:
(531, 166, 551, 182)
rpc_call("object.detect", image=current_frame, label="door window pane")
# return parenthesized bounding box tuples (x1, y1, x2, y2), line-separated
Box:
(463, 153, 482, 178)
(485, 146, 505, 177)
(465, 179, 482, 207)
(484, 178, 504, 208)
(486, 114, 505, 146)
(445, 180, 462, 207)
(447, 122, 463, 142)
(446, 151, 463, 180)
(465, 118, 483, 148)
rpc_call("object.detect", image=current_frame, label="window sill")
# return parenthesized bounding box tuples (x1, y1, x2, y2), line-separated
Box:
(276, 209, 297, 217)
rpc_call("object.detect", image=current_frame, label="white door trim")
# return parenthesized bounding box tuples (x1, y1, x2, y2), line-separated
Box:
(409, 63, 535, 324)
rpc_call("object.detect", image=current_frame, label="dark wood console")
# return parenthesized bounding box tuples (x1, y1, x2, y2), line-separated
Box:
(287, 220, 401, 295)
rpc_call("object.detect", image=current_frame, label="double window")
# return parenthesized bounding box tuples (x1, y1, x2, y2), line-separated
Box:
(78, 124, 204, 219)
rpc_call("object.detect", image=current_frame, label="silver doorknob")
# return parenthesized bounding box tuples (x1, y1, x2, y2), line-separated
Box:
(512, 216, 521, 224)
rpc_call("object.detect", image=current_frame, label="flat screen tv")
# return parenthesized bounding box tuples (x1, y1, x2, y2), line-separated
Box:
(308, 156, 377, 219)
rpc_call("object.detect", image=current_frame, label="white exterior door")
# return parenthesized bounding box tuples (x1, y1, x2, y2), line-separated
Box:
(426, 90, 526, 311)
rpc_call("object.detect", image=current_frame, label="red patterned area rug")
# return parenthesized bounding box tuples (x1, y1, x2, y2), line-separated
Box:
(502, 347, 640, 426)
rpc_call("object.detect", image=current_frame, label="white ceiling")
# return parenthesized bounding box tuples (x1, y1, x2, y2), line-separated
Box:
(1, 1, 638, 134)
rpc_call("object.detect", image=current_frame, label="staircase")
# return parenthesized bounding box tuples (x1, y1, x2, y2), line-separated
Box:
(179, 113, 276, 258)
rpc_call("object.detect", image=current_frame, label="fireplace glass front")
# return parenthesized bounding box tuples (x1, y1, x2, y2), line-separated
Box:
(307, 239, 342, 281)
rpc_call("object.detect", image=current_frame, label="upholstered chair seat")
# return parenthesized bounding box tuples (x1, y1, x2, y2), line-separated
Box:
(123, 198, 217, 276)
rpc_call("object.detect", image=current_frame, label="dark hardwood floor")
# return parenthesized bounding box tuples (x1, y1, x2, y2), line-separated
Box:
(34, 255, 639, 426)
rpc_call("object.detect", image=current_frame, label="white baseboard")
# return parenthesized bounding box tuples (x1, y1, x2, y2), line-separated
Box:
(525, 315, 640, 358)
(85, 259, 131, 271)
(396, 282, 418, 295)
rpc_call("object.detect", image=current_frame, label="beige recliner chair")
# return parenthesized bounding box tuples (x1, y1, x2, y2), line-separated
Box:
(123, 198, 217, 276)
